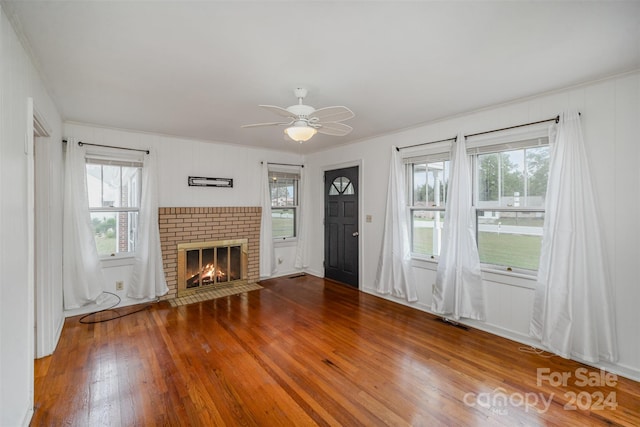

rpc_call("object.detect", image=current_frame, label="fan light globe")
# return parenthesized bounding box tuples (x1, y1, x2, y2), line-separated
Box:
(285, 125, 317, 142)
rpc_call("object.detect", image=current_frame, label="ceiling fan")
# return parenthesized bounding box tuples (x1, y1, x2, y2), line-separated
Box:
(242, 88, 355, 142)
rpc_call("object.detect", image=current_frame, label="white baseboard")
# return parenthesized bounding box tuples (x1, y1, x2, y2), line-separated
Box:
(303, 268, 323, 278)
(21, 405, 34, 427)
(64, 295, 156, 318)
(52, 316, 64, 353)
(361, 287, 640, 383)
(460, 318, 640, 383)
(270, 268, 301, 278)
(260, 268, 323, 281)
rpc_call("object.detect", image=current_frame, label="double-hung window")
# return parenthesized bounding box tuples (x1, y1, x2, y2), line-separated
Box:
(405, 133, 550, 273)
(406, 153, 450, 258)
(470, 136, 549, 272)
(86, 156, 142, 258)
(269, 168, 299, 240)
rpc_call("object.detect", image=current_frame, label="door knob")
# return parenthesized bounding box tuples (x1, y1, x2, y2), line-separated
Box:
(352, 231, 359, 237)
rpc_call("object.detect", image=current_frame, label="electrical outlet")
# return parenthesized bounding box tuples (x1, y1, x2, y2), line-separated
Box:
(116, 281, 124, 291)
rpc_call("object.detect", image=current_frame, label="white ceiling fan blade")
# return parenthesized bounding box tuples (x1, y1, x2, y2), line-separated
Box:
(309, 106, 354, 123)
(259, 105, 297, 119)
(241, 121, 291, 128)
(316, 122, 353, 136)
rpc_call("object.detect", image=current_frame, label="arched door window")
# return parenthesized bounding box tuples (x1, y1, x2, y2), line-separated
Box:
(328, 176, 354, 196)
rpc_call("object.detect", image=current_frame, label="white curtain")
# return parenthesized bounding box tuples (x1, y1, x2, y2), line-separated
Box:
(530, 111, 617, 363)
(433, 133, 485, 320)
(62, 139, 105, 309)
(129, 150, 168, 299)
(259, 162, 275, 277)
(374, 147, 417, 302)
(294, 166, 310, 269)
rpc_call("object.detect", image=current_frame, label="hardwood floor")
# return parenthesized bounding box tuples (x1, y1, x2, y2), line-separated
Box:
(33, 275, 640, 426)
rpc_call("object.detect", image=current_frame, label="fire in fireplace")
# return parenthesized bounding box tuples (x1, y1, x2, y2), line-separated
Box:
(177, 239, 248, 297)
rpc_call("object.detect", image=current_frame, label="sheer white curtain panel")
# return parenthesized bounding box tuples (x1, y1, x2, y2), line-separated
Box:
(129, 150, 168, 299)
(62, 138, 105, 309)
(530, 111, 617, 363)
(294, 166, 310, 269)
(259, 162, 275, 277)
(374, 147, 417, 301)
(432, 133, 485, 320)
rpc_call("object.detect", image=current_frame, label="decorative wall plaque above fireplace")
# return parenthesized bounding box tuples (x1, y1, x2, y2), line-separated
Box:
(177, 239, 248, 297)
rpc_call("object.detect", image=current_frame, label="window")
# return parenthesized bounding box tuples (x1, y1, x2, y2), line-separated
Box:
(472, 137, 549, 271)
(406, 153, 450, 258)
(269, 168, 299, 239)
(328, 176, 354, 195)
(86, 157, 142, 257)
(404, 134, 550, 273)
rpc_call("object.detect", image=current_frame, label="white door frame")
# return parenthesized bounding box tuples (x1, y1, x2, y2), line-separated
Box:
(29, 100, 54, 361)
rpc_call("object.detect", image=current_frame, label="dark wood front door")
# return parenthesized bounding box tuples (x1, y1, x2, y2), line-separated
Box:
(324, 166, 359, 288)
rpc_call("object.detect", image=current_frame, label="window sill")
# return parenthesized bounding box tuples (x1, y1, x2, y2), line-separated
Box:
(99, 255, 136, 268)
(480, 267, 537, 289)
(273, 238, 297, 248)
(410, 256, 537, 290)
(410, 256, 438, 270)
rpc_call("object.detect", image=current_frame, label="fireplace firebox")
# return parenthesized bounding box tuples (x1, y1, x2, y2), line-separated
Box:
(177, 239, 248, 297)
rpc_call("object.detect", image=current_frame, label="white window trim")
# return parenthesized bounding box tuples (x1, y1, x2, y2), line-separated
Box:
(268, 166, 300, 241)
(471, 134, 549, 273)
(273, 238, 298, 248)
(100, 255, 136, 267)
(404, 149, 450, 260)
(86, 152, 142, 259)
(411, 256, 537, 289)
(404, 124, 551, 279)
(465, 122, 549, 149)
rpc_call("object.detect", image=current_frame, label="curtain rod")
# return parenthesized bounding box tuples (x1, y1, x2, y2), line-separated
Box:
(261, 161, 304, 168)
(62, 139, 150, 154)
(466, 115, 560, 138)
(395, 136, 456, 152)
(396, 115, 561, 152)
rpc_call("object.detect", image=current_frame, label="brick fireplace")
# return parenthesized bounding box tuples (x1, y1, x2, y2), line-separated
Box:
(158, 207, 261, 300)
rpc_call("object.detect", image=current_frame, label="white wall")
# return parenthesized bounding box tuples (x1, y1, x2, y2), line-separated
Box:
(305, 71, 640, 380)
(0, 4, 63, 426)
(63, 123, 305, 311)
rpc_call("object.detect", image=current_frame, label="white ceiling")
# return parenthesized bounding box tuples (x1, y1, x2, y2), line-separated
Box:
(4, 1, 640, 154)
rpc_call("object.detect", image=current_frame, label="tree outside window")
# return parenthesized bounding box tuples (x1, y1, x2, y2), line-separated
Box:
(474, 141, 549, 271)
(405, 136, 549, 272)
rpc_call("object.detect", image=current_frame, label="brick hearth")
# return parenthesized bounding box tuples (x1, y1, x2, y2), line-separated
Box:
(158, 207, 261, 300)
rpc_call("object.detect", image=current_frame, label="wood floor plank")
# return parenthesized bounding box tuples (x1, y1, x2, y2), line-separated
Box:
(32, 275, 640, 426)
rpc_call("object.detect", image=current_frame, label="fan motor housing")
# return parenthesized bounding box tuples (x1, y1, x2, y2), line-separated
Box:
(293, 87, 308, 99)
(287, 104, 315, 117)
